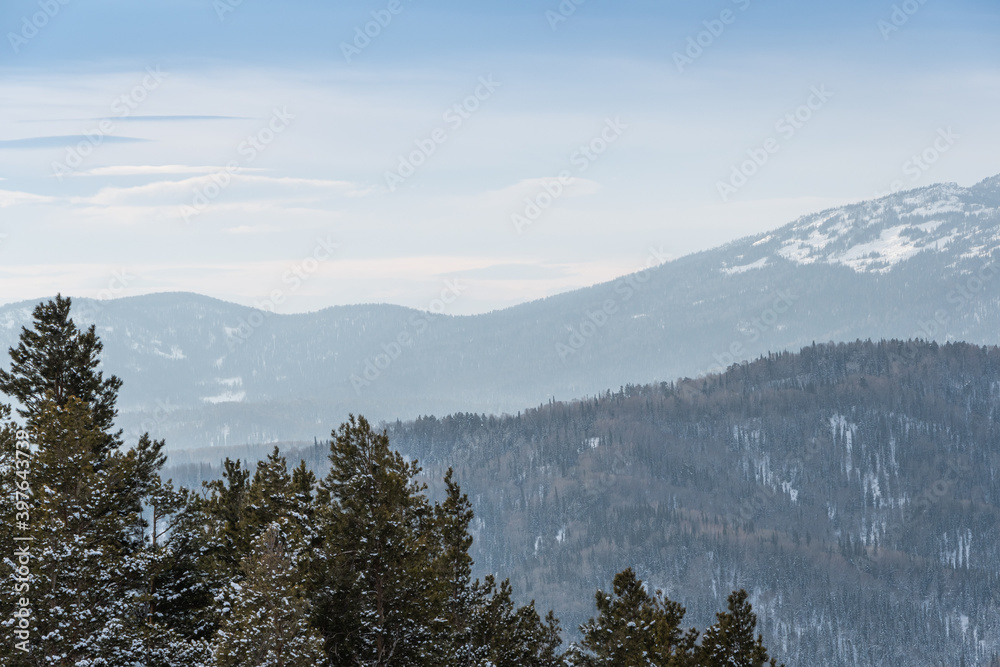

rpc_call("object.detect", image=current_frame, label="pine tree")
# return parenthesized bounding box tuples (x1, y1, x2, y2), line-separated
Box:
(4, 397, 146, 664)
(468, 575, 563, 667)
(430, 468, 477, 663)
(0, 294, 122, 451)
(135, 475, 218, 661)
(0, 297, 207, 665)
(569, 568, 695, 667)
(697, 590, 782, 667)
(314, 415, 441, 665)
(193, 448, 323, 640)
(213, 522, 327, 667)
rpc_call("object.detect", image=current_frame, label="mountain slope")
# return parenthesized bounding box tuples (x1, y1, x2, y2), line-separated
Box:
(1, 175, 999, 447)
(386, 340, 1000, 667)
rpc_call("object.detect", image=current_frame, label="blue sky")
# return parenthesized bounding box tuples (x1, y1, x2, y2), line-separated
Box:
(1, 0, 998, 313)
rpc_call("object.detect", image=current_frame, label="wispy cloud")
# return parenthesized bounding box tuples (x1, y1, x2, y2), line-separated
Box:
(76, 174, 373, 207)
(80, 165, 268, 177)
(438, 263, 572, 281)
(0, 136, 149, 149)
(225, 224, 284, 235)
(98, 115, 245, 122)
(474, 177, 602, 210)
(0, 189, 55, 207)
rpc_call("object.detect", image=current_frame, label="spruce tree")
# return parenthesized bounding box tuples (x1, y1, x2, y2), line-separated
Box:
(0, 297, 206, 664)
(468, 575, 563, 667)
(3, 398, 146, 664)
(0, 294, 122, 450)
(696, 590, 782, 667)
(569, 568, 695, 667)
(314, 415, 440, 665)
(213, 522, 326, 666)
(430, 468, 477, 663)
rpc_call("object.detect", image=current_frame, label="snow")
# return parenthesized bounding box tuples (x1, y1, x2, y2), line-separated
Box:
(154, 345, 186, 360)
(722, 258, 769, 275)
(755, 183, 1000, 274)
(201, 391, 247, 404)
(777, 239, 819, 264)
(830, 225, 923, 272)
(0, 307, 33, 330)
(904, 199, 964, 218)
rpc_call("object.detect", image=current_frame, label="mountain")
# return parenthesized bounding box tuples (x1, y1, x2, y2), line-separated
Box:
(2, 175, 999, 448)
(384, 340, 1000, 666)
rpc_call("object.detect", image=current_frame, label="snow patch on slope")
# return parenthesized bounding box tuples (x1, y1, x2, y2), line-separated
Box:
(201, 391, 246, 404)
(722, 258, 769, 275)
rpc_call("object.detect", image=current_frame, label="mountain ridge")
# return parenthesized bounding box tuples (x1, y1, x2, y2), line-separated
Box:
(1, 175, 999, 448)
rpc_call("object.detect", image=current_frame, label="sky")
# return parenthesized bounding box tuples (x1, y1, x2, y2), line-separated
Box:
(0, 0, 997, 315)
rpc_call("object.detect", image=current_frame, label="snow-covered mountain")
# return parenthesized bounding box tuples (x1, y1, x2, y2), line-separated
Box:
(721, 176, 1000, 274)
(2, 174, 999, 448)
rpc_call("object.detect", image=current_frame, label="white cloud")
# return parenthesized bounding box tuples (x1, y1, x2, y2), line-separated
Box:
(80, 165, 268, 176)
(74, 174, 372, 207)
(477, 177, 601, 208)
(0, 189, 55, 207)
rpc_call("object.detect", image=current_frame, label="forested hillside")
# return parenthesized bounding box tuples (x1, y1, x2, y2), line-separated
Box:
(382, 340, 1000, 666)
(0, 297, 785, 666)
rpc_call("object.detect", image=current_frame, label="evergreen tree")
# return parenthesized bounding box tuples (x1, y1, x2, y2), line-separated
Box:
(314, 415, 441, 665)
(138, 475, 219, 655)
(0, 298, 207, 664)
(430, 468, 477, 663)
(0, 294, 122, 450)
(569, 568, 696, 667)
(1, 398, 155, 665)
(697, 590, 782, 667)
(213, 522, 327, 667)
(468, 575, 563, 667)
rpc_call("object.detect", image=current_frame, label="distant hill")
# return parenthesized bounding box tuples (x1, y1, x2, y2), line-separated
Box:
(382, 339, 1000, 667)
(2, 175, 999, 448)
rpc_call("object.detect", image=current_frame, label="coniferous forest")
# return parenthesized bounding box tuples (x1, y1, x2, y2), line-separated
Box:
(0, 298, 787, 664)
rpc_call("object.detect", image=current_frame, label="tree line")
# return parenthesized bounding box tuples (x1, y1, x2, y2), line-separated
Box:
(0, 296, 782, 666)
